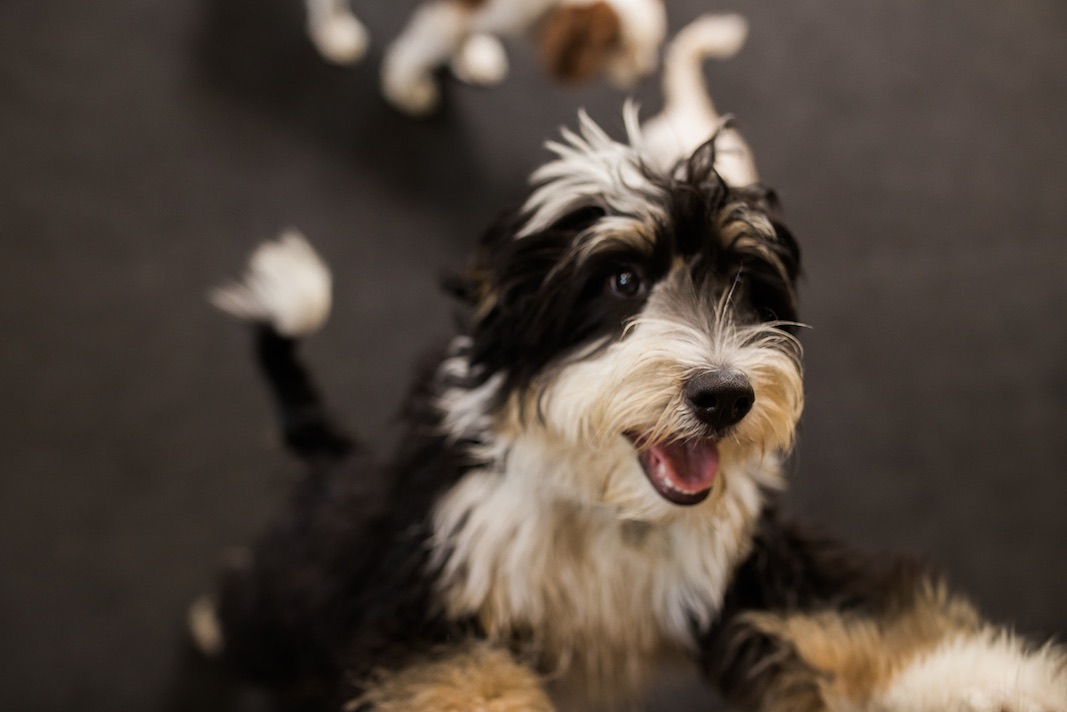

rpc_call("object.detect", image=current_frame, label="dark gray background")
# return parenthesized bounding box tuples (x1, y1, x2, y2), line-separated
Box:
(1, 1, 1065, 710)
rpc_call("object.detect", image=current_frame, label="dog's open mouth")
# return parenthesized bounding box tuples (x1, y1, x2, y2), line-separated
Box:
(628, 434, 719, 506)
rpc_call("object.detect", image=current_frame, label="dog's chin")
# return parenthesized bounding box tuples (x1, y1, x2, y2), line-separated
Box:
(626, 433, 719, 506)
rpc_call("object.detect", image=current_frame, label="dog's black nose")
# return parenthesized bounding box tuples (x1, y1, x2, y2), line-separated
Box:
(684, 371, 755, 431)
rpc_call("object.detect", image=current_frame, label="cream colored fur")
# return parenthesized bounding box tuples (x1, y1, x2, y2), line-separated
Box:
(381, 0, 666, 115)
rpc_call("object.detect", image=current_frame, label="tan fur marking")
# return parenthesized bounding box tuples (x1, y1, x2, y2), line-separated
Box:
(455, 0, 488, 9)
(349, 644, 554, 712)
(538, 2, 622, 84)
(745, 582, 981, 708)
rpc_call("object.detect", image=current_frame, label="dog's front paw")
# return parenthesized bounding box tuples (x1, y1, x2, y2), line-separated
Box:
(878, 631, 1067, 712)
(381, 47, 441, 115)
(187, 595, 224, 658)
(953, 687, 1061, 712)
(450, 34, 508, 86)
(308, 14, 369, 65)
(381, 70, 440, 116)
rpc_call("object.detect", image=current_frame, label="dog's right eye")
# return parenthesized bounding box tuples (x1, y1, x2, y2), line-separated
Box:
(607, 267, 645, 298)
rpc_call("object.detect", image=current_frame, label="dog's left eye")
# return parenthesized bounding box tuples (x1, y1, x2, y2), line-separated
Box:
(607, 267, 645, 298)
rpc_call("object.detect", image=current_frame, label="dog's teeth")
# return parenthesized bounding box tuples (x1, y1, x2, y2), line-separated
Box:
(656, 461, 682, 493)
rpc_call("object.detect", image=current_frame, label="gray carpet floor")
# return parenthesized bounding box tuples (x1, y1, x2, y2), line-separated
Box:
(1, 1, 1065, 709)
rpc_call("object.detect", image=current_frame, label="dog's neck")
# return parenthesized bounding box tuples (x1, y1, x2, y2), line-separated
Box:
(430, 368, 782, 700)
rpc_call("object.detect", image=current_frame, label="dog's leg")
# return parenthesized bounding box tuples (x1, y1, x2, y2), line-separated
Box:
(381, 0, 476, 115)
(700, 508, 1067, 711)
(345, 643, 555, 712)
(450, 33, 509, 87)
(305, 0, 369, 65)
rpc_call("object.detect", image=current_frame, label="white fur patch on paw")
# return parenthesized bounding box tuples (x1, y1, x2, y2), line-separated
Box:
(955, 688, 1050, 712)
(450, 34, 508, 87)
(309, 14, 369, 65)
(187, 595, 224, 658)
(880, 630, 1067, 711)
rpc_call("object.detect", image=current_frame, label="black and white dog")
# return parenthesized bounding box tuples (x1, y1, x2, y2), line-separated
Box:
(192, 16, 1066, 712)
(299, 0, 667, 117)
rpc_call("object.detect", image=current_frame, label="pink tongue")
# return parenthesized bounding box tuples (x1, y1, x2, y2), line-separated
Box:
(648, 440, 720, 494)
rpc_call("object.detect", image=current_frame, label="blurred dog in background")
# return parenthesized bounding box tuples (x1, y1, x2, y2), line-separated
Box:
(381, 0, 666, 114)
(304, 0, 370, 65)
(302, 0, 667, 116)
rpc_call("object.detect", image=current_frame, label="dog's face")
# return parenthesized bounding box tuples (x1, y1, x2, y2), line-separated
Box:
(444, 110, 803, 522)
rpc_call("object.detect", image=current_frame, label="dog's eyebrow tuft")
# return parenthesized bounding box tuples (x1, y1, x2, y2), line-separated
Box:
(568, 216, 657, 265)
(519, 107, 666, 238)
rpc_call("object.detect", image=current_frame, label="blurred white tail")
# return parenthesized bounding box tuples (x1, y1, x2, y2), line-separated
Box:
(661, 13, 749, 121)
(210, 229, 332, 338)
(642, 13, 758, 186)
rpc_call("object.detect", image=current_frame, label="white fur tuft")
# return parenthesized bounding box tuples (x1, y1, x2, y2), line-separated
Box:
(521, 105, 664, 238)
(660, 13, 748, 114)
(210, 229, 332, 337)
(880, 629, 1067, 711)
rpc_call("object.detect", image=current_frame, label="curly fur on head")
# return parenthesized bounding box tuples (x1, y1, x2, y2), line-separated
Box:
(440, 104, 802, 514)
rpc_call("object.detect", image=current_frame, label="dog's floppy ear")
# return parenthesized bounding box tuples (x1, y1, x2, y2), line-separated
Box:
(442, 262, 486, 309)
(729, 184, 803, 324)
(442, 208, 524, 316)
(732, 184, 802, 281)
(442, 251, 494, 319)
(538, 1, 622, 84)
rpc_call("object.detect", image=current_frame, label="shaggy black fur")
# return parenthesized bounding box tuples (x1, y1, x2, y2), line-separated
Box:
(206, 143, 818, 708)
(210, 342, 481, 705)
(213, 342, 926, 710)
(199, 136, 1040, 711)
(449, 141, 800, 402)
(700, 507, 932, 708)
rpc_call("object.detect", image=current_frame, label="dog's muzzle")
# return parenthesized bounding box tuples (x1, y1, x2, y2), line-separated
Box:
(627, 371, 755, 506)
(683, 370, 754, 432)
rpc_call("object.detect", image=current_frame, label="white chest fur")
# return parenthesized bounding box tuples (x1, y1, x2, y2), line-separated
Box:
(430, 435, 778, 698)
